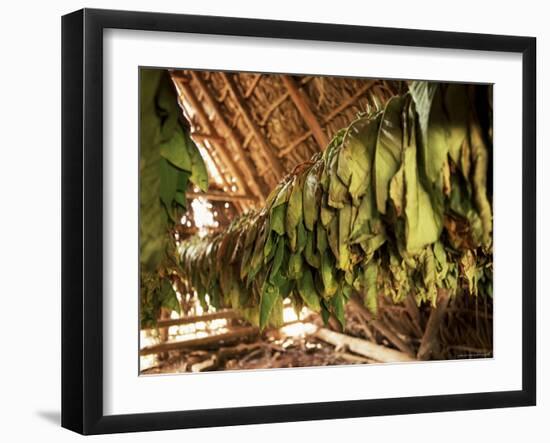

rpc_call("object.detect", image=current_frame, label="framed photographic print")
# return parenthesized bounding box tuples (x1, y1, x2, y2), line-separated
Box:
(61, 8, 536, 435)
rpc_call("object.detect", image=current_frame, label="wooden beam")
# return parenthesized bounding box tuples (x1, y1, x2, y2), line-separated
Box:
(139, 326, 259, 356)
(174, 82, 246, 213)
(315, 328, 415, 363)
(176, 78, 262, 204)
(186, 191, 257, 203)
(190, 72, 266, 200)
(190, 132, 226, 144)
(220, 72, 286, 179)
(417, 289, 451, 360)
(145, 310, 239, 330)
(281, 75, 329, 150)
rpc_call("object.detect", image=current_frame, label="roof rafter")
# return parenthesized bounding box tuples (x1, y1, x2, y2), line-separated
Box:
(220, 72, 286, 179)
(189, 71, 266, 200)
(174, 78, 257, 212)
(281, 75, 329, 151)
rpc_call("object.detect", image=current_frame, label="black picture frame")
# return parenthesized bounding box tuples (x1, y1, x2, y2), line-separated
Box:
(61, 8, 537, 435)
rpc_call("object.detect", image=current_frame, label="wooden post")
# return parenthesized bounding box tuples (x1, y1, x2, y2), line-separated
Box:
(281, 75, 329, 150)
(417, 289, 451, 360)
(190, 72, 266, 200)
(221, 72, 286, 179)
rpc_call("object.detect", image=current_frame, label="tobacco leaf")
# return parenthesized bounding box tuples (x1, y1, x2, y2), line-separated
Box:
(374, 95, 405, 213)
(297, 268, 321, 312)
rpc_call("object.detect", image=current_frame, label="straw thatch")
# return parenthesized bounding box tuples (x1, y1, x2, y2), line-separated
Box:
(171, 70, 400, 221)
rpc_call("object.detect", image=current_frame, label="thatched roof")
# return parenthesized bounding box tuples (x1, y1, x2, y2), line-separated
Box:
(170, 69, 401, 229)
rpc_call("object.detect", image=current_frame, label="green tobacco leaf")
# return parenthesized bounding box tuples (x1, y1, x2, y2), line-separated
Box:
(327, 216, 339, 260)
(286, 176, 303, 251)
(338, 203, 352, 270)
(270, 180, 291, 235)
(331, 289, 346, 330)
(297, 268, 321, 312)
(303, 164, 320, 231)
(328, 171, 348, 209)
(187, 136, 209, 192)
(469, 116, 493, 247)
(159, 130, 192, 171)
(403, 102, 443, 253)
(159, 158, 179, 211)
(410, 81, 461, 188)
(160, 279, 180, 315)
(421, 247, 438, 305)
(288, 252, 303, 280)
(363, 260, 378, 316)
(374, 95, 405, 213)
(259, 281, 280, 330)
(337, 118, 378, 205)
(270, 205, 286, 235)
(444, 84, 470, 164)
(316, 222, 328, 255)
(304, 230, 321, 268)
(321, 252, 338, 297)
(297, 221, 307, 253)
(270, 238, 286, 279)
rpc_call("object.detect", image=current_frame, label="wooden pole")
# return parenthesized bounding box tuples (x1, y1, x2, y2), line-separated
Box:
(190, 132, 226, 144)
(315, 328, 415, 363)
(190, 72, 266, 200)
(281, 75, 329, 150)
(186, 191, 257, 203)
(145, 310, 239, 330)
(140, 326, 259, 356)
(221, 72, 286, 179)
(417, 289, 451, 360)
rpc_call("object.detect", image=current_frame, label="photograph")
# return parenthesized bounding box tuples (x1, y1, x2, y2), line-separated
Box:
(138, 68, 493, 375)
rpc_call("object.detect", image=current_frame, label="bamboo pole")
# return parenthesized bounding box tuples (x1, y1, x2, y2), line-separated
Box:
(281, 75, 329, 150)
(220, 72, 286, 179)
(190, 72, 266, 200)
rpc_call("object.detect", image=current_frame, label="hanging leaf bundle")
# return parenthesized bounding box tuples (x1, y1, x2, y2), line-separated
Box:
(177, 81, 493, 330)
(139, 69, 209, 327)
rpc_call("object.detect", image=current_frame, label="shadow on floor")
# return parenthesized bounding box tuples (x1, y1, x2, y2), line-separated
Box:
(36, 410, 61, 426)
